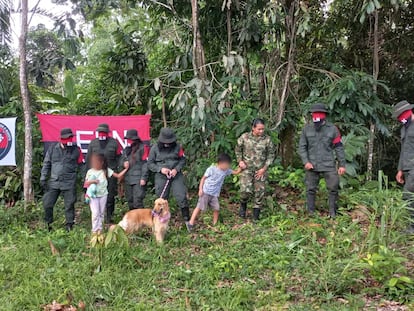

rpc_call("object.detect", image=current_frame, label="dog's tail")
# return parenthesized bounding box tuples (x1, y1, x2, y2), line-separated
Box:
(117, 219, 128, 232)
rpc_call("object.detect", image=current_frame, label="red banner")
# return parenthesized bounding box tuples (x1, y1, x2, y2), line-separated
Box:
(37, 114, 151, 153)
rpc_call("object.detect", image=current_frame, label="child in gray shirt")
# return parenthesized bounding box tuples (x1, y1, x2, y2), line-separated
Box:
(186, 153, 240, 232)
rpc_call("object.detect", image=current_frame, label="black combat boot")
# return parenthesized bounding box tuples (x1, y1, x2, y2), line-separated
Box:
(65, 223, 73, 232)
(306, 193, 316, 215)
(239, 202, 247, 218)
(181, 207, 190, 221)
(328, 194, 338, 219)
(253, 208, 260, 222)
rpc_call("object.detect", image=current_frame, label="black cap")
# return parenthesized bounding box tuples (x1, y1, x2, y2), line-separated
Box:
(392, 100, 414, 119)
(310, 103, 328, 113)
(158, 128, 177, 144)
(96, 123, 110, 133)
(60, 128, 74, 139)
(124, 129, 140, 140)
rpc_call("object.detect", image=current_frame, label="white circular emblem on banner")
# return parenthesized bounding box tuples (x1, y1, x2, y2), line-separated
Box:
(0, 122, 13, 160)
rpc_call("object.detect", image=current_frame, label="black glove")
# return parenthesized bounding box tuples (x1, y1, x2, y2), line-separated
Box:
(40, 180, 47, 192)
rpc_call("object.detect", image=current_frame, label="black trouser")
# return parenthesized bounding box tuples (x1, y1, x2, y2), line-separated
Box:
(43, 187, 76, 225)
(305, 170, 339, 215)
(106, 176, 117, 220)
(402, 170, 414, 225)
(125, 183, 146, 209)
(154, 172, 189, 220)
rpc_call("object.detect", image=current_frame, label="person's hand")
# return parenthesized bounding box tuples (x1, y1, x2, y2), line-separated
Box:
(170, 169, 178, 178)
(255, 168, 266, 180)
(124, 161, 129, 169)
(304, 162, 314, 170)
(338, 167, 346, 176)
(239, 161, 247, 170)
(161, 168, 171, 177)
(396, 170, 405, 184)
(198, 189, 203, 197)
(140, 179, 146, 186)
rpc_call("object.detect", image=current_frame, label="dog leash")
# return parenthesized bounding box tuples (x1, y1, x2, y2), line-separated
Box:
(159, 178, 171, 199)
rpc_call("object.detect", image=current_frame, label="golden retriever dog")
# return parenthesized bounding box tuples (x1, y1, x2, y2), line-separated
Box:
(111, 198, 170, 243)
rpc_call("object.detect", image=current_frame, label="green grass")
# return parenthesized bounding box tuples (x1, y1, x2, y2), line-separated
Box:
(0, 187, 414, 310)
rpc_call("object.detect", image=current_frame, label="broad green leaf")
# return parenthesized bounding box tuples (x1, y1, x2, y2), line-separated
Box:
(388, 277, 398, 287)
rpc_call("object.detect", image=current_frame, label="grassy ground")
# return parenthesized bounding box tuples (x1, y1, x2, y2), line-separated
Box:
(0, 185, 413, 310)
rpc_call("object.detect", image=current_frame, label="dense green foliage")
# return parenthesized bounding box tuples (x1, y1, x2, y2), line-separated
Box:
(2, 0, 413, 193)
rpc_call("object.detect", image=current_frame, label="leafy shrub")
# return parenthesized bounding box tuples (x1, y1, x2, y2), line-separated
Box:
(361, 246, 408, 283)
(0, 167, 23, 206)
(268, 165, 305, 190)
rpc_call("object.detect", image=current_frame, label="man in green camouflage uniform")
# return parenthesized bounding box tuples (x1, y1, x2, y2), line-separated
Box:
(148, 128, 190, 221)
(235, 118, 275, 221)
(298, 104, 346, 218)
(40, 128, 85, 231)
(393, 100, 414, 233)
(86, 123, 122, 223)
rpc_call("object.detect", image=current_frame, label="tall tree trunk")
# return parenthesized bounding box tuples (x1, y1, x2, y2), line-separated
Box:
(191, 0, 206, 80)
(367, 9, 379, 181)
(19, 0, 33, 204)
(275, 1, 297, 127)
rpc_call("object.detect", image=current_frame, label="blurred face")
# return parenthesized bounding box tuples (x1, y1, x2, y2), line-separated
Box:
(252, 123, 265, 136)
(90, 155, 104, 170)
(98, 132, 108, 140)
(61, 137, 73, 147)
(217, 161, 231, 171)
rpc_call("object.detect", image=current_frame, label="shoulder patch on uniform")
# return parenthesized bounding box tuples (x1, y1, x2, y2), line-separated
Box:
(142, 145, 150, 161)
(178, 147, 185, 157)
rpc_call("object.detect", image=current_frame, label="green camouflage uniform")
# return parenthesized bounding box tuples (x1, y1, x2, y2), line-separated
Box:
(147, 143, 190, 220)
(40, 143, 84, 226)
(86, 138, 120, 220)
(298, 121, 346, 215)
(235, 132, 275, 209)
(121, 144, 149, 209)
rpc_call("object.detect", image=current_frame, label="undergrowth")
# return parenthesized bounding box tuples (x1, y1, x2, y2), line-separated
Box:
(0, 183, 413, 310)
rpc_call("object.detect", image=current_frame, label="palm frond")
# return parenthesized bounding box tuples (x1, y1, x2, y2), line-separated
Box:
(0, 0, 11, 45)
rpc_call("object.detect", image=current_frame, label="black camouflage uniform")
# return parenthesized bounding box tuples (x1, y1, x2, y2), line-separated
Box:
(298, 104, 346, 217)
(40, 128, 85, 231)
(393, 100, 414, 233)
(86, 123, 121, 222)
(121, 129, 149, 209)
(147, 128, 190, 221)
